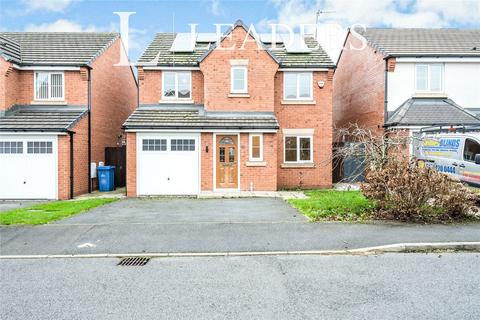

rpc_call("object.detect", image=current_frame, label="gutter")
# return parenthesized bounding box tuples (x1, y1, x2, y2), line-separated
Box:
(384, 59, 388, 124)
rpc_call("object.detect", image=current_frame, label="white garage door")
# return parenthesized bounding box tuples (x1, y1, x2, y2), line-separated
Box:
(0, 135, 57, 199)
(137, 133, 200, 196)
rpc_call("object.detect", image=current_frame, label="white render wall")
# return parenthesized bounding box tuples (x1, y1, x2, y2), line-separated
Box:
(387, 59, 480, 112)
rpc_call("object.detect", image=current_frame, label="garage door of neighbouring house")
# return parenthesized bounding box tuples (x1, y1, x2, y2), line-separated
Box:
(137, 133, 200, 196)
(0, 135, 57, 199)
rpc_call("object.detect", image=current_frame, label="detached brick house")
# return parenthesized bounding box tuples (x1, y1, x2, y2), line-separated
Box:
(0, 32, 137, 200)
(124, 20, 335, 196)
(334, 28, 480, 138)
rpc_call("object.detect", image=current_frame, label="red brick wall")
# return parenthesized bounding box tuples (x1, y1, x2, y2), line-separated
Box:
(126, 132, 137, 197)
(200, 133, 213, 191)
(57, 115, 89, 200)
(199, 26, 278, 112)
(57, 134, 70, 200)
(333, 32, 386, 135)
(0, 58, 15, 111)
(275, 70, 333, 189)
(90, 38, 138, 168)
(2, 69, 87, 109)
(239, 133, 277, 191)
(139, 69, 203, 104)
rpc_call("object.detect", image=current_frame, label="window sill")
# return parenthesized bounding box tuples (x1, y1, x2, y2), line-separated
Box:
(228, 93, 250, 98)
(281, 100, 316, 105)
(412, 93, 448, 98)
(31, 100, 67, 105)
(281, 162, 315, 168)
(159, 99, 194, 104)
(246, 161, 266, 167)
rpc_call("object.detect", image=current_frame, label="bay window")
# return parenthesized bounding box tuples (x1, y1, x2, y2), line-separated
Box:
(162, 71, 191, 100)
(283, 72, 312, 100)
(284, 135, 312, 163)
(34, 72, 64, 100)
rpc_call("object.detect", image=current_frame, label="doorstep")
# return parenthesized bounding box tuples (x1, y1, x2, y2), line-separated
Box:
(198, 191, 307, 200)
(74, 187, 127, 200)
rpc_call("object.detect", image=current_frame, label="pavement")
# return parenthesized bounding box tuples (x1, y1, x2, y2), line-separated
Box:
(1, 198, 479, 256)
(1, 253, 479, 319)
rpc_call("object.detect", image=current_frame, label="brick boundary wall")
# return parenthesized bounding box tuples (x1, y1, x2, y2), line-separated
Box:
(126, 132, 137, 197)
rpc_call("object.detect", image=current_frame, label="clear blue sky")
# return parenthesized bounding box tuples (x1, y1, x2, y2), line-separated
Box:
(1, 0, 479, 62)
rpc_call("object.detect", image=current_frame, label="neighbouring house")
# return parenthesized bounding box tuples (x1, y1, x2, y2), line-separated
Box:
(334, 28, 480, 136)
(0, 32, 137, 200)
(333, 28, 480, 180)
(123, 20, 335, 196)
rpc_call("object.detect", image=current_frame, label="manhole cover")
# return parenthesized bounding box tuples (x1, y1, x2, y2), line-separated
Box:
(117, 257, 150, 266)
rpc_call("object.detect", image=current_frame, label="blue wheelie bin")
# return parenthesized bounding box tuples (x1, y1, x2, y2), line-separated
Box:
(97, 166, 115, 192)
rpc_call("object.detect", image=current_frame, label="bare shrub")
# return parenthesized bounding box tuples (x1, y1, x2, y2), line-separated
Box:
(361, 157, 477, 222)
(334, 124, 478, 222)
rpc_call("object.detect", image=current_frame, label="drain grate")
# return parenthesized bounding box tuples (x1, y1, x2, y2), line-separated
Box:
(117, 257, 150, 266)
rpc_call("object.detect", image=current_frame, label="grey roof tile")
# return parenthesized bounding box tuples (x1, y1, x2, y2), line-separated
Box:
(0, 105, 87, 132)
(123, 104, 279, 130)
(0, 32, 119, 66)
(385, 98, 480, 127)
(359, 28, 480, 57)
(138, 24, 334, 68)
(0, 35, 21, 63)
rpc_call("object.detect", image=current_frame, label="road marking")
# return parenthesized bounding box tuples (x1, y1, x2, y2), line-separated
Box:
(0, 242, 479, 260)
(77, 243, 96, 249)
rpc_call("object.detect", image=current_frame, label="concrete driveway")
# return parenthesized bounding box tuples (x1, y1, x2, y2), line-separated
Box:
(55, 198, 306, 225)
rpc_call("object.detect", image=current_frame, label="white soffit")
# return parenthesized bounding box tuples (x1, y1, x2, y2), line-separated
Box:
(169, 33, 196, 52)
(282, 34, 311, 53)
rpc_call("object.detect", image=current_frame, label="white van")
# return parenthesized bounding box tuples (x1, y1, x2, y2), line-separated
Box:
(413, 132, 480, 186)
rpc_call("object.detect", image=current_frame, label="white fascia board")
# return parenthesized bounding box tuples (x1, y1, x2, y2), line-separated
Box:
(0, 131, 68, 135)
(279, 68, 329, 72)
(396, 57, 480, 63)
(141, 66, 200, 71)
(125, 129, 278, 133)
(12, 64, 80, 71)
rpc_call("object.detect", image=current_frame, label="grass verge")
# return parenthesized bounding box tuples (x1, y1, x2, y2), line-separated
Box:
(0, 198, 118, 225)
(288, 190, 375, 222)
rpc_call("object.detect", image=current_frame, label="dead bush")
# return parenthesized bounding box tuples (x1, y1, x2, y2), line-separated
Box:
(361, 158, 477, 222)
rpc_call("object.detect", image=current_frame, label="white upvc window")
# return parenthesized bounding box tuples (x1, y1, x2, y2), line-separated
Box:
(284, 135, 313, 163)
(34, 72, 64, 101)
(415, 64, 443, 92)
(162, 71, 191, 100)
(249, 133, 263, 161)
(283, 72, 313, 100)
(231, 66, 248, 93)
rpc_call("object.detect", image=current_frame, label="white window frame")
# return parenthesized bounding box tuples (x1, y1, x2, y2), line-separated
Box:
(34, 71, 65, 101)
(283, 135, 313, 163)
(283, 72, 313, 101)
(414, 63, 444, 93)
(230, 66, 248, 93)
(162, 71, 192, 100)
(249, 133, 263, 161)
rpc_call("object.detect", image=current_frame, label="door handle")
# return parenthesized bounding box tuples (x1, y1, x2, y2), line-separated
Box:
(452, 163, 458, 166)
(459, 164, 466, 168)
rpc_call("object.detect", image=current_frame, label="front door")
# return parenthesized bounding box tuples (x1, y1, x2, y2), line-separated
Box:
(216, 135, 238, 189)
